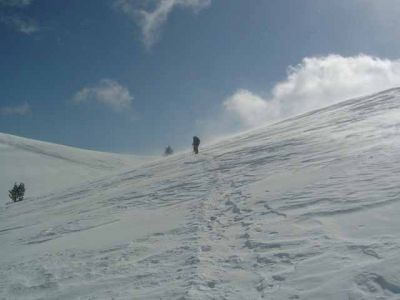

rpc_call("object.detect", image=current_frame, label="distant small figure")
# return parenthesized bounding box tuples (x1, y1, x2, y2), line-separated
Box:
(164, 145, 174, 156)
(192, 136, 200, 154)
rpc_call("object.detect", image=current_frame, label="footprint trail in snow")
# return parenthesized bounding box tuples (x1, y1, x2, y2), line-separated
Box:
(2, 88, 400, 299)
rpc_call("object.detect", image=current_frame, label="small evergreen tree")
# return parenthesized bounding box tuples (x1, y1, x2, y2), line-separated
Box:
(9, 182, 25, 202)
(164, 146, 174, 156)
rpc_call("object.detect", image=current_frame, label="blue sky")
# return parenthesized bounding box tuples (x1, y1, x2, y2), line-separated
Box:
(1, 0, 400, 154)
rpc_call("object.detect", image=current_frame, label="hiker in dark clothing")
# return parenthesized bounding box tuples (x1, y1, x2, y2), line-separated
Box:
(192, 136, 200, 154)
(164, 145, 173, 156)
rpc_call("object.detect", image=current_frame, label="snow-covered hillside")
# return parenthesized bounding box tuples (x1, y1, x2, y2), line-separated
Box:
(1, 88, 400, 299)
(0, 133, 146, 199)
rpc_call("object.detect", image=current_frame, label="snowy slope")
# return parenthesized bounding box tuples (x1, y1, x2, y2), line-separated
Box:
(1, 88, 400, 299)
(0, 133, 146, 199)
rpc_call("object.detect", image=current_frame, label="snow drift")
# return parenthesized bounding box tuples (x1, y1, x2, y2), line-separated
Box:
(1, 87, 400, 299)
(0, 133, 144, 198)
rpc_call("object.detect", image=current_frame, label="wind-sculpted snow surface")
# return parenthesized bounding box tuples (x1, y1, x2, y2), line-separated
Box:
(0, 133, 146, 198)
(1, 88, 400, 299)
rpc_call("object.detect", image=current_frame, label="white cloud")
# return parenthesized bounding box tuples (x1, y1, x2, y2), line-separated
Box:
(73, 79, 134, 113)
(0, 102, 30, 116)
(1, 14, 39, 34)
(0, 0, 33, 7)
(224, 89, 279, 127)
(0, 0, 39, 34)
(223, 54, 400, 129)
(115, 0, 211, 49)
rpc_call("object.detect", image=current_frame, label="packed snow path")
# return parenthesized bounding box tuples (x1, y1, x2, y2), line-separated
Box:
(2, 88, 400, 299)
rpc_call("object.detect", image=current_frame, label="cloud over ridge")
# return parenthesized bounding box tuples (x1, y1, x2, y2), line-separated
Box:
(73, 79, 134, 113)
(224, 54, 400, 128)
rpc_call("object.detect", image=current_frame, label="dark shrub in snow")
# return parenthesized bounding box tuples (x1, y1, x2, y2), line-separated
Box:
(9, 182, 25, 202)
